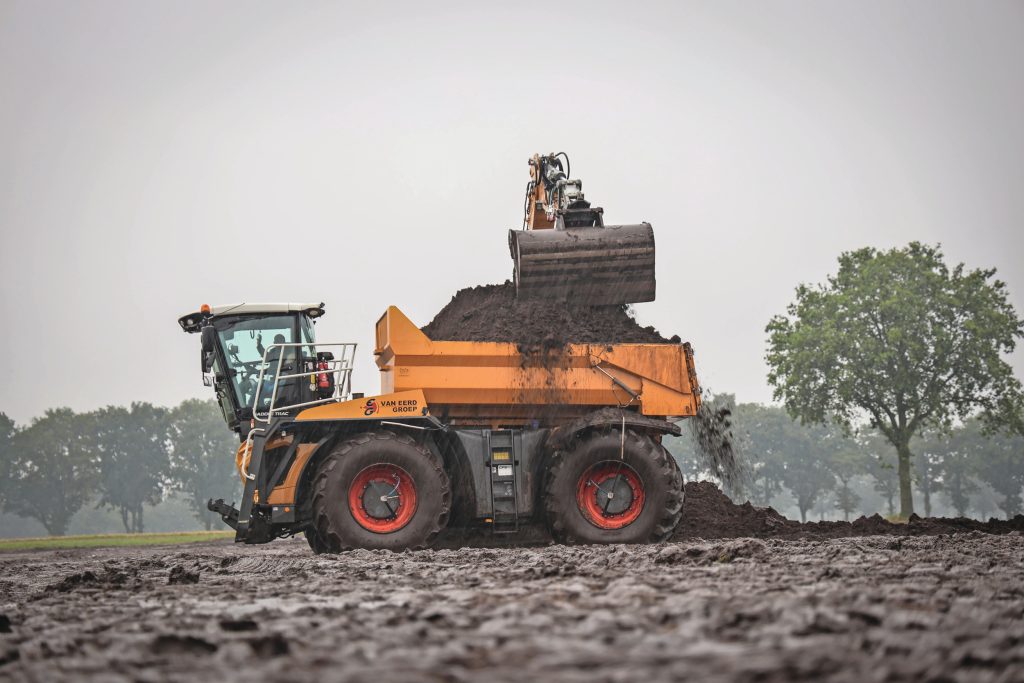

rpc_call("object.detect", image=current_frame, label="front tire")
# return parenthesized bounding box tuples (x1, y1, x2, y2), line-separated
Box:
(544, 428, 683, 544)
(304, 526, 330, 554)
(310, 431, 450, 552)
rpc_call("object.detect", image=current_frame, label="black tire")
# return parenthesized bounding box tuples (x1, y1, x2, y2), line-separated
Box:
(544, 428, 684, 544)
(303, 526, 330, 554)
(310, 431, 450, 552)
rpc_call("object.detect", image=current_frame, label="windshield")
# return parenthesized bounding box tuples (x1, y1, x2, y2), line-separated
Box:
(216, 314, 300, 412)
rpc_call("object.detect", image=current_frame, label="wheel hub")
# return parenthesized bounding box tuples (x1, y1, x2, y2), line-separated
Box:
(593, 475, 634, 515)
(575, 461, 645, 530)
(347, 464, 418, 534)
(360, 478, 402, 519)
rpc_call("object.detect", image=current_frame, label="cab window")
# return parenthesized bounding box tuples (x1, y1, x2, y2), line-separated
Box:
(216, 315, 298, 411)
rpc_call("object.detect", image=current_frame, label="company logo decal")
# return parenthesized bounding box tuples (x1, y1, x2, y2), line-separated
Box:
(363, 396, 420, 416)
(378, 399, 419, 413)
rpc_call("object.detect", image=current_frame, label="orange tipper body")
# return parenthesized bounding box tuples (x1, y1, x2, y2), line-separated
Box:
(371, 306, 701, 425)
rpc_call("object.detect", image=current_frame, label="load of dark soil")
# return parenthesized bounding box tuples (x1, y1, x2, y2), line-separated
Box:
(423, 282, 752, 489)
(675, 480, 1024, 539)
(421, 282, 675, 348)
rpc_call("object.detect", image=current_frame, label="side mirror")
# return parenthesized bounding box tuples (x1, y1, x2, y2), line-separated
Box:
(201, 326, 216, 354)
(200, 326, 217, 374)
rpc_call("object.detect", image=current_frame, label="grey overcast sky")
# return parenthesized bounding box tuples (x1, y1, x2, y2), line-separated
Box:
(1, 0, 1022, 424)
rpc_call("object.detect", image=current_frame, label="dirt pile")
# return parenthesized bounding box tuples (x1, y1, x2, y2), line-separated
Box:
(676, 480, 1024, 539)
(421, 282, 675, 348)
(676, 481, 796, 538)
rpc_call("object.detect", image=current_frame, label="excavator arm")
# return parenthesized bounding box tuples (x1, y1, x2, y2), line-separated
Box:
(509, 153, 656, 305)
(522, 153, 602, 230)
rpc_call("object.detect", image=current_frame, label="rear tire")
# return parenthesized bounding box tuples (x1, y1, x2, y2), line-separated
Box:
(304, 526, 330, 554)
(310, 431, 450, 552)
(544, 428, 683, 544)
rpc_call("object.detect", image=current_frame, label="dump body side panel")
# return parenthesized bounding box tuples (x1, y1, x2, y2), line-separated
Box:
(374, 306, 700, 421)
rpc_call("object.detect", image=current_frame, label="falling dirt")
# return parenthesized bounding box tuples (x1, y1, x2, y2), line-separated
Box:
(421, 281, 675, 348)
(2, 529, 1022, 682)
(688, 402, 747, 497)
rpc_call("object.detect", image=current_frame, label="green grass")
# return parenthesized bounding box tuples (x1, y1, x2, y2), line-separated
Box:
(0, 530, 234, 552)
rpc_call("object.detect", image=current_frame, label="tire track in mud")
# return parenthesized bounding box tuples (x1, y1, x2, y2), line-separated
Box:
(2, 533, 1023, 682)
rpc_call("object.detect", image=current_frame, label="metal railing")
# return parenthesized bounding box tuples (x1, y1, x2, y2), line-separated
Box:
(251, 341, 358, 422)
(239, 341, 357, 480)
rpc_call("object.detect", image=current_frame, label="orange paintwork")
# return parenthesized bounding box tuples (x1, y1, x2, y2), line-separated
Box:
(240, 391, 430, 508)
(235, 434, 294, 483)
(295, 389, 429, 421)
(265, 443, 318, 505)
(374, 306, 700, 423)
(526, 153, 556, 230)
(257, 307, 700, 508)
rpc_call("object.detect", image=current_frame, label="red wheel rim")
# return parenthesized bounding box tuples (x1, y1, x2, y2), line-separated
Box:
(576, 461, 645, 530)
(347, 464, 418, 533)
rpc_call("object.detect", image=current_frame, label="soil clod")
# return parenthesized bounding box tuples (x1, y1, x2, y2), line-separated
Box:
(219, 618, 259, 632)
(167, 566, 199, 585)
(150, 634, 217, 656)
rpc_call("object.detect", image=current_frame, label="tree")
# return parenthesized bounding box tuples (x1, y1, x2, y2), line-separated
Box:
(778, 422, 838, 523)
(168, 399, 240, 530)
(0, 413, 16, 510)
(862, 434, 899, 516)
(766, 242, 1024, 517)
(970, 482, 1001, 520)
(917, 428, 977, 517)
(89, 403, 170, 533)
(911, 443, 941, 518)
(967, 421, 1024, 519)
(734, 403, 788, 507)
(3, 409, 96, 535)
(934, 427, 978, 517)
(812, 490, 836, 522)
(827, 445, 866, 521)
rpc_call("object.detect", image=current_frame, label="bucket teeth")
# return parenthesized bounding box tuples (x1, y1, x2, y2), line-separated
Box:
(510, 224, 656, 305)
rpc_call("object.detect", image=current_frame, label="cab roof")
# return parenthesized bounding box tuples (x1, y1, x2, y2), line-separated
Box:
(178, 302, 325, 333)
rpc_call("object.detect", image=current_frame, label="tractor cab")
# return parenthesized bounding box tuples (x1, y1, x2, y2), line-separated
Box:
(178, 303, 355, 435)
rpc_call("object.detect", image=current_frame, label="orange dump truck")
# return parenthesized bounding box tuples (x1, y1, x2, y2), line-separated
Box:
(178, 302, 701, 552)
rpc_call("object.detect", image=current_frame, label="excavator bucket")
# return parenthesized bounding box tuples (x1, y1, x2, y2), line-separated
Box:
(509, 223, 656, 305)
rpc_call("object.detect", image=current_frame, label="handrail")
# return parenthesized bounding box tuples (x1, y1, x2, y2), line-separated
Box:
(251, 342, 358, 423)
(240, 426, 264, 480)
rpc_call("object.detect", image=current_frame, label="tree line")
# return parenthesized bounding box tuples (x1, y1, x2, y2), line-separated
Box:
(670, 395, 1024, 522)
(0, 400, 239, 536)
(2, 396, 1021, 536)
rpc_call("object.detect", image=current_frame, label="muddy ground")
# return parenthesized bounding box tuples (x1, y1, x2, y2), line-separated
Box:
(2, 522, 1022, 682)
